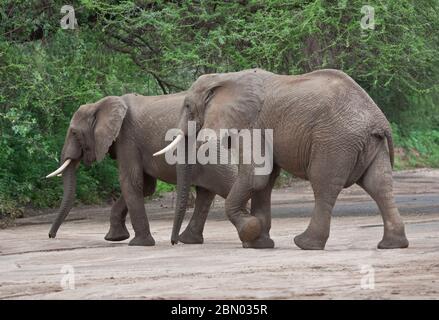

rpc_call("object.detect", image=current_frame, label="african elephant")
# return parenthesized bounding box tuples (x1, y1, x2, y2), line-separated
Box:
(155, 68, 409, 250)
(45, 93, 238, 246)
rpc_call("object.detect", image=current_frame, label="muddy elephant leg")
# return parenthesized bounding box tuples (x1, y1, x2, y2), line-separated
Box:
(225, 164, 270, 243)
(358, 145, 409, 249)
(294, 156, 351, 250)
(243, 166, 280, 249)
(179, 186, 215, 244)
(104, 196, 130, 241)
(119, 162, 155, 246)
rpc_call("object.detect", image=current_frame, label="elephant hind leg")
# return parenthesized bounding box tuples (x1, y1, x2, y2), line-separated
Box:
(358, 144, 408, 249)
(294, 153, 354, 250)
(105, 173, 156, 242)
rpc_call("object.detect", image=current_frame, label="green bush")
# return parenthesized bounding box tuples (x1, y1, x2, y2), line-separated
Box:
(0, 24, 163, 214)
(392, 123, 439, 169)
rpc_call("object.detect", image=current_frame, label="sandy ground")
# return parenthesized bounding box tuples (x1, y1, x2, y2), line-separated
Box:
(0, 169, 438, 299)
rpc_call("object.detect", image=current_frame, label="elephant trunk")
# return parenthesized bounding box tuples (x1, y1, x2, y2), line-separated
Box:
(48, 159, 78, 238)
(171, 136, 193, 244)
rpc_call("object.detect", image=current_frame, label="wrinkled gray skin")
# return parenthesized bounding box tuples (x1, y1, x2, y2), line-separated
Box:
(49, 93, 237, 246)
(173, 68, 409, 250)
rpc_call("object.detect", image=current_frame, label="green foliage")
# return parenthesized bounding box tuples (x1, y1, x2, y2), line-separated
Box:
(156, 181, 176, 194)
(0, 0, 438, 218)
(392, 123, 439, 169)
(86, 1, 439, 113)
(0, 4, 161, 215)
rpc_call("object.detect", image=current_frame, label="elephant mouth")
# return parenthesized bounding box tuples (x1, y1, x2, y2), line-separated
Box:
(47, 148, 93, 177)
(82, 151, 95, 166)
(72, 146, 93, 167)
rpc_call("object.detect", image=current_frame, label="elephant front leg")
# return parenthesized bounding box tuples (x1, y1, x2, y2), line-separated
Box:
(242, 167, 279, 249)
(104, 195, 130, 241)
(225, 165, 266, 244)
(120, 171, 155, 247)
(179, 187, 215, 244)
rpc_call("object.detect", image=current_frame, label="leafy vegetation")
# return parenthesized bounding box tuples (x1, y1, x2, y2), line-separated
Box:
(1, 0, 438, 218)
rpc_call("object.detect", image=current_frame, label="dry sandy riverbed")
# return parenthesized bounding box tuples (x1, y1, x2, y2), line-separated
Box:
(0, 169, 438, 299)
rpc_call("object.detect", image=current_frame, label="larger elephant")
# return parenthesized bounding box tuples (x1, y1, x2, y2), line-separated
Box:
(46, 93, 239, 246)
(156, 68, 409, 250)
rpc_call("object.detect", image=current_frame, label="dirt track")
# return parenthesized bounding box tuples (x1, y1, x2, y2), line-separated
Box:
(0, 169, 438, 299)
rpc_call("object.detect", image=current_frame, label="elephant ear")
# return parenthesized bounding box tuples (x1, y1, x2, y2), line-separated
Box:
(199, 69, 273, 131)
(94, 96, 128, 162)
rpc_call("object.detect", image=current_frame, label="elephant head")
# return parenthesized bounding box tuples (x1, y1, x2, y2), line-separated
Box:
(154, 69, 273, 243)
(46, 96, 127, 238)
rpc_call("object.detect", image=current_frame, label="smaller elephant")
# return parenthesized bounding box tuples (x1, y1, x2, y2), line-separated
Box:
(46, 92, 240, 246)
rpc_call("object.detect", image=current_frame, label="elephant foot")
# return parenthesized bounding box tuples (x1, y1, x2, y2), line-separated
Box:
(378, 232, 409, 249)
(104, 224, 130, 242)
(129, 234, 155, 246)
(242, 235, 274, 249)
(294, 230, 328, 250)
(179, 228, 204, 244)
(237, 216, 262, 242)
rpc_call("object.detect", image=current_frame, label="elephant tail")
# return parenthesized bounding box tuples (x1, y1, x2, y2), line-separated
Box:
(372, 127, 394, 168)
(384, 130, 394, 168)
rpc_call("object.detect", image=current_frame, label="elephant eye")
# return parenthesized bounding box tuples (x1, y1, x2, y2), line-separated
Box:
(91, 116, 97, 128)
(186, 104, 194, 118)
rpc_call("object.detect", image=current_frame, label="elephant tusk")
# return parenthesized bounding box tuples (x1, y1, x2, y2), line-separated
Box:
(45, 159, 72, 178)
(153, 133, 184, 157)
